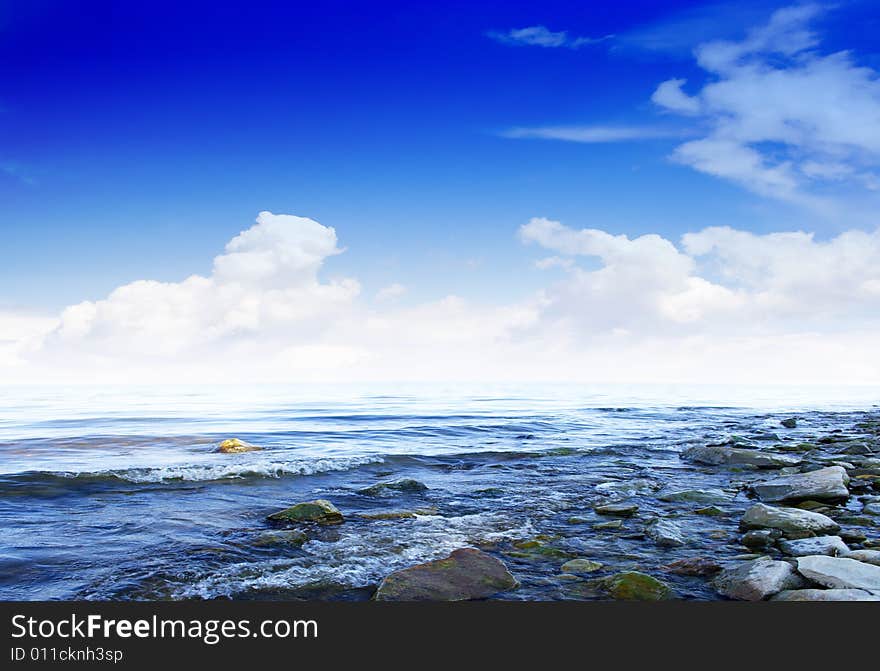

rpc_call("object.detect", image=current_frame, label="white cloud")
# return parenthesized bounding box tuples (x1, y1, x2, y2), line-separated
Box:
(4, 212, 880, 385)
(652, 3, 880, 206)
(487, 26, 611, 49)
(502, 125, 681, 143)
(375, 283, 406, 301)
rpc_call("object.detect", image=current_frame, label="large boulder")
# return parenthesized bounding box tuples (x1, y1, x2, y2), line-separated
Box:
(842, 549, 880, 566)
(681, 445, 801, 468)
(778, 536, 850, 557)
(713, 557, 805, 601)
(751, 466, 849, 503)
(600, 572, 674, 601)
(740, 503, 839, 538)
(216, 438, 261, 454)
(374, 548, 518, 601)
(267, 499, 344, 525)
(771, 588, 880, 601)
(796, 555, 880, 592)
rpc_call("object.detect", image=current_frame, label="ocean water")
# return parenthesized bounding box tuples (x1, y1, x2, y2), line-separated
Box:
(1, 383, 877, 601)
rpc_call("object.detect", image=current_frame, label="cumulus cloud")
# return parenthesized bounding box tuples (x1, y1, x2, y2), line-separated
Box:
(652, 3, 880, 206)
(4, 211, 880, 385)
(487, 26, 612, 49)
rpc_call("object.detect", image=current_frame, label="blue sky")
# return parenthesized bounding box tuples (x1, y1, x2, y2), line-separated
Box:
(1, 0, 874, 310)
(2, 1, 880, 384)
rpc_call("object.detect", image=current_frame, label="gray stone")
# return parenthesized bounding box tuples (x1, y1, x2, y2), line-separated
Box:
(752, 466, 850, 503)
(682, 445, 801, 468)
(646, 518, 685, 547)
(713, 557, 805, 601)
(796, 555, 880, 591)
(657, 488, 733, 504)
(593, 502, 639, 517)
(740, 503, 839, 537)
(778, 535, 850, 557)
(742, 529, 779, 549)
(771, 588, 880, 601)
(842, 549, 880, 566)
(864, 502, 880, 515)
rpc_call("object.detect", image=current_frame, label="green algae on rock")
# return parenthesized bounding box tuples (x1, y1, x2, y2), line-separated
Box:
(600, 571, 674, 601)
(216, 438, 261, 454)
(267, 499, 344, 525)
(560, 559, 603, 573)
(374, 548, 519, 601)
(359, 479, 428, 496)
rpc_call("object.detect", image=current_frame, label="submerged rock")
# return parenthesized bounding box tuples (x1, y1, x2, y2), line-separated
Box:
(560, 559, 604, 573)
(771, 588, 880, 601)
(593, 502, 639, 517)
(267, 499, 344, 525)
(752, 466, 850, 503)
(681, 445, 801, 469)
(216, 438, 261, 454)
(253, 530, 309, 548)
(713, 557, 805, 601)
(601, 572, 673, 601)
(657, 488, 733, 504)
(646, 518, 685, 547)
(359, 479, 428, 496)
(740, 503, 839, 538)
(796, 555, 880, 592)
(781, 418, 798, 429)
(374, 548, 518, 601)
(595, 479, 658, 497)
(663, 557, 722, 576)
(778, 535, 850, 557)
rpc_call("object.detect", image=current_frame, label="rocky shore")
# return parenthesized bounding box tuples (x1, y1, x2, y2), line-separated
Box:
(237, 412, 880, 601)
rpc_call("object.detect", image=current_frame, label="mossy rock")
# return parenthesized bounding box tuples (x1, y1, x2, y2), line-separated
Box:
(253, 530, 309, 548)
(216, 438, 261, 454)
(267, 499, 344, 525)
(601, 571, 674, 601)
(561, 559, 604, 573)
(359, 479, 428, 496)
(695, 506, 725, 517)
(374, 548, 518, 601)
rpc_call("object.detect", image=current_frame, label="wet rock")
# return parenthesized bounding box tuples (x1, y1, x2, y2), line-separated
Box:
(695, 506, 725, 516)
(740, 503, 839, 538)
(771, 588, 880, 601)
(593, 520, 624, 530)
(663, 557, 722, 576)
(216, 438, 261, 454)
(358, 511, 417, 520)
(657, 488, 733, 504)
(595, 479, 658, 497)
(267, 499, 344, 525)
(560, 559, 603, 573)
(359, 479, 428, 496)
(864, 502, 880, 515)
(253, 530, 308, 548)
(600, 572, 674, 601)
(842, 549, 880, 566)
(713, 557, 805, 601)
(752, 466, 850, 503)
(374, 548, 518, 601)
(796, 555, 880, 592)
(593, 502, 639, 517)
(778, 535, 850, 557)
(509, 537, 576, 560)
(781, 418, 798, 429)
(742, 529, 780, 549)
(646, 518, 685, 547)
(681, 445, 801, 469)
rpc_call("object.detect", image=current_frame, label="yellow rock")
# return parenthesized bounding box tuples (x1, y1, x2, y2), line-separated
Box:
(217, 438, 261, 454)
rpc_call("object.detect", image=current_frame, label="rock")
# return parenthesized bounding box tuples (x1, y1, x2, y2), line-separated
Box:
(752, 466, 850, 503)
(771, 588, 880, 601)
(842, 549, 880, 566)
(864, 502, 880, 515)
(781, 418, 798, 429)
(742, 529, 780, 549)
(681, 445, 801, 468)
(593, 502, 639, 517)
(740, 503, 839, 538)
(778, 535, 850, 557)
(359, 479, 428, 496)
(601, 572, 673, 601)
(646, 518, 685, 547)
(657, 489, 733, 504)
(593, 520, 624, 530)
(663, 557, 722, 576)
(796, 555, 880, 591)
(712, 557, 805, 601)
(595, 479, 658, 497)
(695, 506, 725, 516)
(267, 499, 344, 525)
(560, 559, 603, 573)
(358, 511, 417, 520)
(374, 548, 518, 601)
(216, 438, 260, 454)
(252, 530, 308, 547)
